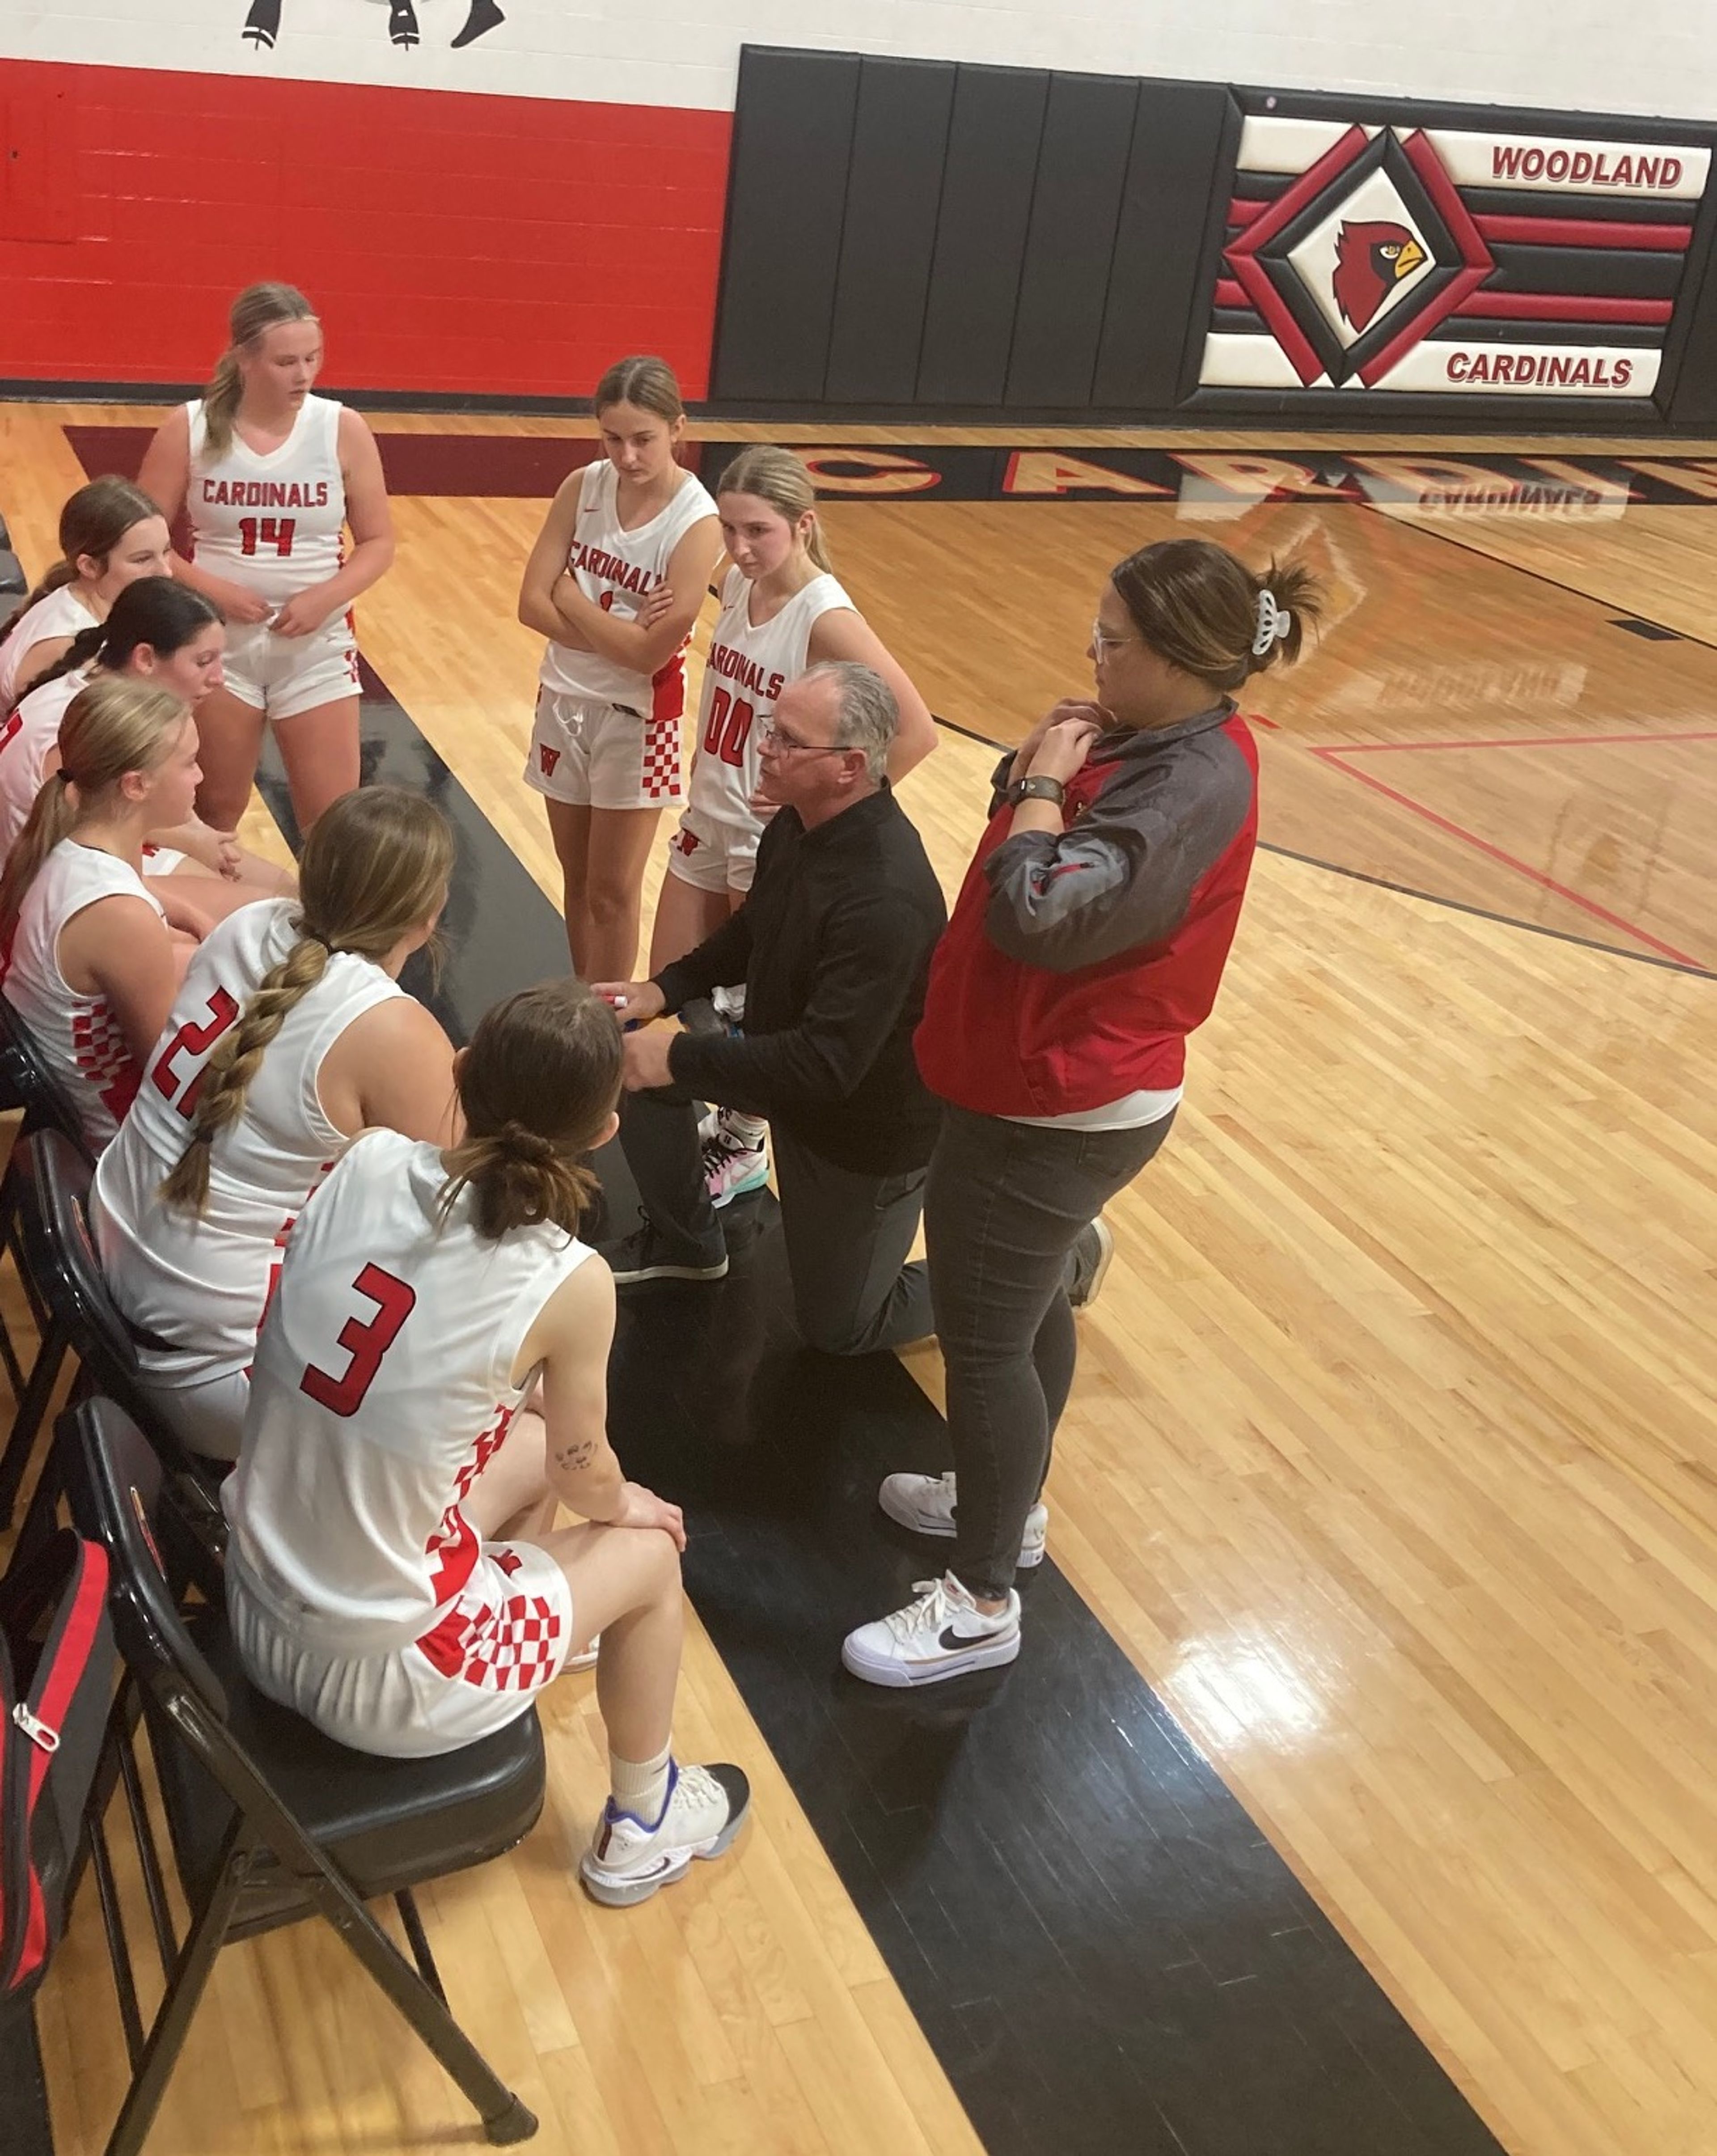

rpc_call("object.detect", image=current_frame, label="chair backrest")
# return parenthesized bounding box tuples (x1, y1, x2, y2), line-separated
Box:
(61, 1398, 227, 1720)
(0, 1002, 96, 1162)
(13, 1129, 144, 1385)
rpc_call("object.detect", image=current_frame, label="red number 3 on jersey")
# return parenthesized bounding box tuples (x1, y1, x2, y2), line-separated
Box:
(300, 1264, 417, 1418)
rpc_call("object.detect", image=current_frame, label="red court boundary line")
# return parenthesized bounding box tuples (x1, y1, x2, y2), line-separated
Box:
(1308, 745, 1705, 965)
(1318, 730, 1717, 755)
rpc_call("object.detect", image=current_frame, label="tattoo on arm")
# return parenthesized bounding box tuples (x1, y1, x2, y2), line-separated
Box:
(553, 1438, 599, 1472)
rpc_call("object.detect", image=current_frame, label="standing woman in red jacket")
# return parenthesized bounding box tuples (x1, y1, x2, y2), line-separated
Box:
(842, 538, 1323, 1689)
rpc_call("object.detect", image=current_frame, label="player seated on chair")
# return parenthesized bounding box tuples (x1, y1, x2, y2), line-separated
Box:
(3, 576, 296, 925)
(0, 678, 209, 1154)
(0, 477, 171, 709)
(93, 787, 461, 1464)
(595, 660, 947, 1358)
(221, 978, 751, 1907)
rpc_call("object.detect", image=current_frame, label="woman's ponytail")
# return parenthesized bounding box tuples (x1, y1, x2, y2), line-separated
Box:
(202, 282, 318, 460)
(436, 982, 622, 1244)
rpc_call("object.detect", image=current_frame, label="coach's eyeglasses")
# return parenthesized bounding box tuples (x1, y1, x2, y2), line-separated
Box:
(1090, 620, 1136, 654)
(759, 720, 851, 755)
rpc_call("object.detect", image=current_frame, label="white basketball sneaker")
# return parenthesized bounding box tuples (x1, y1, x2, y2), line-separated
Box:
(841, 1574, 1022, 1689)
(877, 1471, 1048, 1568)
(579, 1759, 752, 1907)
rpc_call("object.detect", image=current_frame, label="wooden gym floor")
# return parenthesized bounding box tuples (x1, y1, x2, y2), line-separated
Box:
(2, 402, 1715, 2156)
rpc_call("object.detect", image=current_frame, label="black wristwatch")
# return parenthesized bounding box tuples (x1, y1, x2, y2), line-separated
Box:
(1008, 774, 1066, 808)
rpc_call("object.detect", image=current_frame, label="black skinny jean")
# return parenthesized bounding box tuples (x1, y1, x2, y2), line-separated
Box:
(924, 1103, 1175, 1601)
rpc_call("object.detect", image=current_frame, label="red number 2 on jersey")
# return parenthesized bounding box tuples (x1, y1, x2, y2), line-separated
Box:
(300, 1264, 417, 1418)
(149, 987, 241, 1117)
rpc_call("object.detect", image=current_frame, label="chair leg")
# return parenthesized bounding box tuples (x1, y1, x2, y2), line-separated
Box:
(102, 1827, 249, 2156)
(0, 1324, 69, 1529)
(394, 1889, 448, 2003)
(308, 1874, 536, 2141)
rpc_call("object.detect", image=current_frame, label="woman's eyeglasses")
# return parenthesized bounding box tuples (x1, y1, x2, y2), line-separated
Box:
(1090, 621, 1135, 655)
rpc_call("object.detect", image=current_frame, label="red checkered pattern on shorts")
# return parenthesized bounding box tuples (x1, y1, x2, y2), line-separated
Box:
(640, 711, 682, 801)
(417, 1580, 564, 1692)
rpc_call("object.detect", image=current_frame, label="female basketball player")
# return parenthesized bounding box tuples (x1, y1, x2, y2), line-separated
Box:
(0, 479, 171, 708)
(518, 356, 722, 982)
(1, 580, 296, 923)
(136, 281, 395, 834)
(647, 444, 938, 1207)
(0, 678, 206, 1151)
(93, 786, 459, 1460)
(845, 539, 1325, 1689)
(223, 979, 751, 1906)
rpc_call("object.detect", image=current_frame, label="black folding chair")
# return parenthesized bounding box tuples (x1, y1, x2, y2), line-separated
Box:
(0, 1128, 220, 1559)
(62, 1396, 544, 2153)
(0, 1000, 96, 1446)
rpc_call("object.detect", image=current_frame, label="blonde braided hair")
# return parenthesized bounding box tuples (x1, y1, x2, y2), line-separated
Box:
(159, 786, 455, 1214)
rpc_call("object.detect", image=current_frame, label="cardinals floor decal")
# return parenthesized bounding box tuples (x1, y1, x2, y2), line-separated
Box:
(241, 0, 505, 50)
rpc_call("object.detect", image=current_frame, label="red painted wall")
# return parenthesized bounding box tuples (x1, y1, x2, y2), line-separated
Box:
(0, 59, 732, 398)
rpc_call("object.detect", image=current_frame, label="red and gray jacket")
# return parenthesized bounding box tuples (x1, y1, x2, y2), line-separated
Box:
(914, 702, 1258, 1118)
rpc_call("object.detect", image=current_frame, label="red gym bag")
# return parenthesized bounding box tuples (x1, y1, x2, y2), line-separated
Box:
(1, 1529, 115, 2002)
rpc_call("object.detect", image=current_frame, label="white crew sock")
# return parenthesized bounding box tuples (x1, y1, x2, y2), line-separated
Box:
(609, 1739, 673, 1826)
(719, 1110, 767, 1149)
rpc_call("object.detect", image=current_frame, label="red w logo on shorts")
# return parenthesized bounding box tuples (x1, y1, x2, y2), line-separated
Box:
(539, 745, 562, 777)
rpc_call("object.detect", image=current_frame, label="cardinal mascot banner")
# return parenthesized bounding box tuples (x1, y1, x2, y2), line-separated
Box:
(1200, 105, 1710, 401)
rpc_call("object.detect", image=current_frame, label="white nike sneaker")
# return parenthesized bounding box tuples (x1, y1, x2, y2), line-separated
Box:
(841, 1574, 1022, 1689)
(579, 1759, 751, 1908)
(877, 1471, 1048, 1568)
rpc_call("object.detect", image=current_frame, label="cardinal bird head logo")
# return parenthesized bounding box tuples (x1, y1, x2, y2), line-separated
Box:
(1331, 220, 1428, 332)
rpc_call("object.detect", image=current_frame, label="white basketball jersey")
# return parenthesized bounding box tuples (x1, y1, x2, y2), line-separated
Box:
(537, 457, 717, 719)
(186, 394, 347, 608)
(0, 839, 167, 1151)
(690, 568, 855, 830)
(0, 668, 85, 867)
(224, 1127, 594, 1655)
(92, 898, 407, 1390)
(0, 586, 97, 712)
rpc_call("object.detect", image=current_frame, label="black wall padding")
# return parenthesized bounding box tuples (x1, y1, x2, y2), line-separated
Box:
(710, 48, 859, 403)
(825, 59, 957, 405)
(1093, 80, 1237, 409)
(1660, 181, 1717, 424)
(1481, 245, 1687, 300)
(916, 67, 1051, 405)
(1003, 73, 1139, 407)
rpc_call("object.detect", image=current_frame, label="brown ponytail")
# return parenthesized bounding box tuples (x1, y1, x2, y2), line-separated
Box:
(716, 445, 834, 573)
(0, 677, 186, 943)
(1109, 539, 1325, 694)
(437, 981, 622, 1243)
(160, 785, 455, 1215)
(18, 478, 161, 612)
(202, 282, 318, 459)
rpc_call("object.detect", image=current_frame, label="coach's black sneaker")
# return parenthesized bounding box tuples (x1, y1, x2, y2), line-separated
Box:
(1066, 1216, 1115, 1311)
(600, 1224, 728, 1286)
(580, 1760, 751, 1906)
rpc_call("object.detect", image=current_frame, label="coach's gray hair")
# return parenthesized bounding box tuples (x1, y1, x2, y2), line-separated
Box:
(802, 660, 897, 784)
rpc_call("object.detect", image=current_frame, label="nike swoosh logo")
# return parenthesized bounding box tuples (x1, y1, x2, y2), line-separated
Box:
(938, 1625, 1004, 1652)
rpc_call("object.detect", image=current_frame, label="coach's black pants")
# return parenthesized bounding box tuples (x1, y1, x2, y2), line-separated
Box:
(925, 1104, 1176, 1601)
(618, 1085, 933, 1355)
